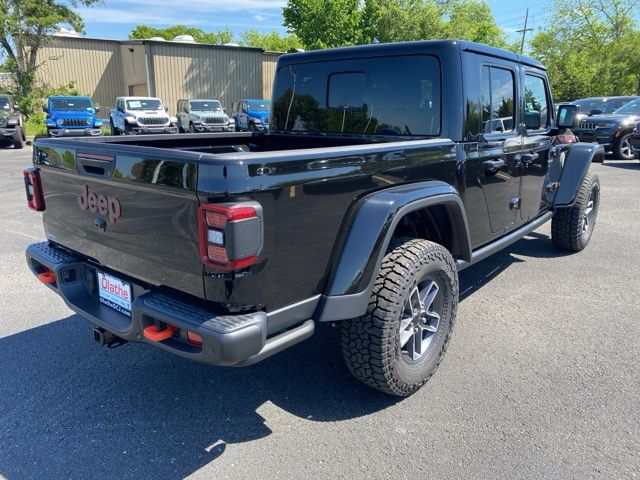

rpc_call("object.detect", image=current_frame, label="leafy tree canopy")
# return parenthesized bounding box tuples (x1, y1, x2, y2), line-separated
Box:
(129, 25, 303, 52)
(283, 0, 507, 49)
(530, 0, 640, 99)
(0, 0, 102, 109)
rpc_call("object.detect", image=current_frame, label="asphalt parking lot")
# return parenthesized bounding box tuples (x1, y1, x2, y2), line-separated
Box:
(0, 146, 638, 480)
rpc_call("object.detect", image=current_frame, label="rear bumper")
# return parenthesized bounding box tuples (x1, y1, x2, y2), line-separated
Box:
(26, 241, 313, 366)
(48, 128, 103, 137)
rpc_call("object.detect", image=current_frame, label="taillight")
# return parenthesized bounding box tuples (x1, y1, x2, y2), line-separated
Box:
(23, 167, 46, 211)
(198, 202, 263, 270)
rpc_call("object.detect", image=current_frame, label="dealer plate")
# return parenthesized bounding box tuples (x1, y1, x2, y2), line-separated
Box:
(97, 271, 132, 317)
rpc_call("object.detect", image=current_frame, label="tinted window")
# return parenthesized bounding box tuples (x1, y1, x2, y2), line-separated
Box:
(272, 55, 441, 136)
(524, 75, 549, 130)
(480, 66, 515, 134)
(0, 97, 11, 110)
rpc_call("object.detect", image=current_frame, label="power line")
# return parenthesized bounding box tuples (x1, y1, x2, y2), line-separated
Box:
(515, 8, 534, 53)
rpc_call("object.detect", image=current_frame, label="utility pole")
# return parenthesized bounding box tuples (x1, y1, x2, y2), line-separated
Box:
(516, 8, 533, 54)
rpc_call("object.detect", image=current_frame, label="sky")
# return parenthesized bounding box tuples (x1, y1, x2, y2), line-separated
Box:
(79, 0, 551, 44)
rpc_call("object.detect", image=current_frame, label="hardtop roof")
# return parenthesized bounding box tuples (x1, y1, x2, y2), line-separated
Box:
(277, 39, 545, 70)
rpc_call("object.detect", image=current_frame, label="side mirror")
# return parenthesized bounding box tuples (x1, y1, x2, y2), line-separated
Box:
(94, 106, 100, 113)
(557, 104, 578, 129)
(42, 106, 49, 114)
(165, 106, 169, 111)
(589, 109, 602, 116)
(13, 105, 20, 112)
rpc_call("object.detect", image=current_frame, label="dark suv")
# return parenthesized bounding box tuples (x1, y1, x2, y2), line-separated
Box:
(573, 97, 640, 159)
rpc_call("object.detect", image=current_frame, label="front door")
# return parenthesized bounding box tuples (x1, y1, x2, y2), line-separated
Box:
(519, 71, 554, 222)
(477, 64, 523, 234)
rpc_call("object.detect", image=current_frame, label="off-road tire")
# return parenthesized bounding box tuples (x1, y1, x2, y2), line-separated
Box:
(188, 123, 196, 134)
(551, 172, 600, 252)
(12, 125, 25, 149)
(613, 133, 635, 160)
(249, 122, 256, 132)
(341, 239, 459, 397)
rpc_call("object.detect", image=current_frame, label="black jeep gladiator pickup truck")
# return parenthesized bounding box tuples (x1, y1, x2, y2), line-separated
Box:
(25, 41, 602, 396)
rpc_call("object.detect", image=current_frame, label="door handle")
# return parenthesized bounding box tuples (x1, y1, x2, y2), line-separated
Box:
(483, 159, 505, 175)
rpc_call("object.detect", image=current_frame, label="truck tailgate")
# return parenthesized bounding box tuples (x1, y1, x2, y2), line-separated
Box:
(34, 142, 204, 298)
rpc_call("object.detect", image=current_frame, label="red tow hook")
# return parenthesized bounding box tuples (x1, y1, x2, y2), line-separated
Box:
(37, 270, 56, 285)
(143, 324, 177, 342)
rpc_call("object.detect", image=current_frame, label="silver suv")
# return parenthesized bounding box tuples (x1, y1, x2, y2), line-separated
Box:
(176, 99, 235, 133)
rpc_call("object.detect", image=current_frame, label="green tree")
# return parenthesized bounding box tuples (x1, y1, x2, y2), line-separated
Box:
(283, 0, 507, 49)
(240, 29, 303, 52)
(0, 0, 103, 101)
(129, 25, 301, 52)
(530, 0, 640, 100)
(129, 25, 233, 44)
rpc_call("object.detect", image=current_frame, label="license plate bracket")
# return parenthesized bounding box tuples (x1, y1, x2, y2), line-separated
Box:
(97, 271, 132, 317)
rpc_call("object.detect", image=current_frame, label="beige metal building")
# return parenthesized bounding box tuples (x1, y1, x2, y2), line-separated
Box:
(36, 36, 281, 116)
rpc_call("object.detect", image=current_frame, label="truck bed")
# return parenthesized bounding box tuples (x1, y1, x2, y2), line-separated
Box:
(33, 132, 458, 317)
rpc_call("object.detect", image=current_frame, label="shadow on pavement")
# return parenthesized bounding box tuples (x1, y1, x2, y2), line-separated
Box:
(601, 159, 640, 170)
(0, 231, 565, 479)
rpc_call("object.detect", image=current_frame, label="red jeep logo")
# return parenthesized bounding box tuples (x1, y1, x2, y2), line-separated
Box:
(78, 184, 122, 224)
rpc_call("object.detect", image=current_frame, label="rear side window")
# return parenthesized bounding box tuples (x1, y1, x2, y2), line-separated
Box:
(524, 74, 550, 130)
(480, 66, 516, 134)
(272, 55, 441, 136)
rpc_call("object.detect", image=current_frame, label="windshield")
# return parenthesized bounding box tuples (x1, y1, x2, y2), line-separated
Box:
(613, 99, 640, 115)
(50, 98, 93, 111)
(247, 100, 271, 111)
(189, 101, 222, 112)
(0, 97, 11, 110)
(127, 99, 162, 110)
(574, 97, 635, 114)
(272, 55, 441, 136)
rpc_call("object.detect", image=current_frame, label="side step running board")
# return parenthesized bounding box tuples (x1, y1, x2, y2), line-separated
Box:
(457, 211, 554, 271)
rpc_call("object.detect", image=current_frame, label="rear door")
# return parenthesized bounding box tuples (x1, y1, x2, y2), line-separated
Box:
(476, 62, 523, 234)
(519, 70, 554, 222)
(35, 141, 204, 298)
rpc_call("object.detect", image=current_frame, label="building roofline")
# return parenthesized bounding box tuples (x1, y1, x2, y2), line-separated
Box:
(48, 35, 273, 53)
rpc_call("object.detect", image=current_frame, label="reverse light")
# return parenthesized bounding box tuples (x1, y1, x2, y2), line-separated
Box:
(23, 167, 46, 211)
(198, 202, 263, 271)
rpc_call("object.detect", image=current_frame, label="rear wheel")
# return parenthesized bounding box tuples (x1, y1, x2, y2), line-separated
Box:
(551, 173, 600, 252)
(341, 239, 458, 397)
(613, 133, 635, 160)
(188, 123, 195, 134)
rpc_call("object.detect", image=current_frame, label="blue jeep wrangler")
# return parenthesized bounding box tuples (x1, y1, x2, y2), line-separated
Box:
(231, 99, 271, 131)
(44, 96, 103, 137)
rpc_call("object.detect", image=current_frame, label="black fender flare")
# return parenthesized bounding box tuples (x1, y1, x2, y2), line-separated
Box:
(554, 143, 603, 207)
(317, 180, 471, 322)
